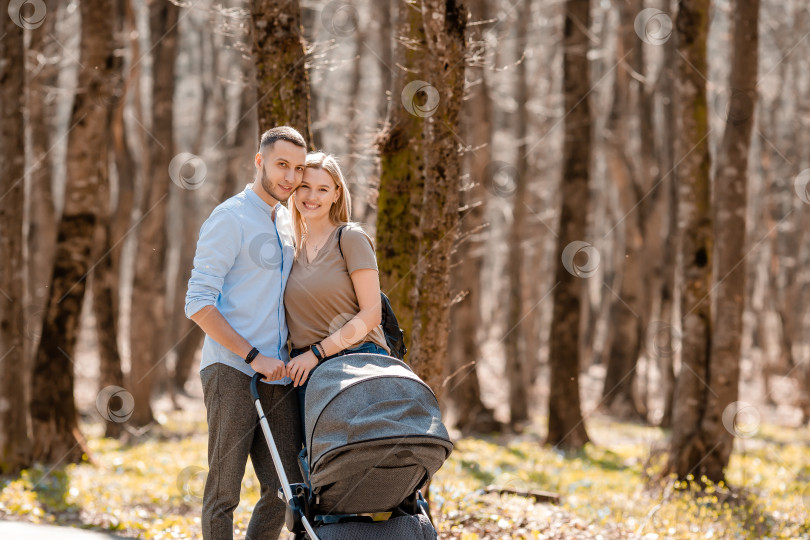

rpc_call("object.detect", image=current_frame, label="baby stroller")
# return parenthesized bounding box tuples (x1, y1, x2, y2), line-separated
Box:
(250, 353, 454, 540)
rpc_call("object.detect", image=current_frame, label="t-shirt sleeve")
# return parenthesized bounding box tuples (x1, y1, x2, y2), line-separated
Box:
(341, 226, 378, 274)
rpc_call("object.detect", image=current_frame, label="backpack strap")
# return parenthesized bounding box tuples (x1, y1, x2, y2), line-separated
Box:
(336, 224, 348, 259)
(335, 224, 406, 359)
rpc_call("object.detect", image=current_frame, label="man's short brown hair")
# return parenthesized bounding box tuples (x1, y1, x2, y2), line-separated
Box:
(259, 126, 307, 153)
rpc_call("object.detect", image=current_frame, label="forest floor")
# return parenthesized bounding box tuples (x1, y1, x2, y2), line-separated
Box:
(3, 309, 810, 538)
(1, 397, 809, 539)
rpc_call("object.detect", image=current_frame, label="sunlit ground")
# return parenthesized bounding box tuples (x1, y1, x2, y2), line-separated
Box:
(2, 410, 809, 539)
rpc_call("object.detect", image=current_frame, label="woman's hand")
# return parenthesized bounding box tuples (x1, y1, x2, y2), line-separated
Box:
(286, 351, 319, 387)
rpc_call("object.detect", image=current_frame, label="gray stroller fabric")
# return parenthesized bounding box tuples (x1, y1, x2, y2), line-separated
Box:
(304, 354, 453, 514)
(313, 514, 437, 540)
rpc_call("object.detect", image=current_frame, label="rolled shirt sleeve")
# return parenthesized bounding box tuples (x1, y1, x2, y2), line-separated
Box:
(182, 186, 295, 385)
(185, 208, 242, 319)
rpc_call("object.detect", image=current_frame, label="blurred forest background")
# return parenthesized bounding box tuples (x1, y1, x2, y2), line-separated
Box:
(2, 0, 810, 538)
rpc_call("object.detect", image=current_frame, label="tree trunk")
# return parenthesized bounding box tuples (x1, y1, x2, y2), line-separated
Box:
(95, 0, 132, 439)
(667, 0, 714, 481)
(657, 181, 678, 429)
(601, 229, 644, 420)
(783, 6, 810, 424)
(168, 23, 215, 398)
(170, 213, 205, 397)
(172, 25, 253, 394)
(374, 0, 394, 121)
(376, 0, 427, 347)
(506, 0, 531, 428)
(0, 3, 32, 474)
(409, 0, 467, 400)
(128, 0, 179, 426)
(250, 0, 313, 143)
(346, 13, 367, 222)
(524, 2, 559, 388)
(225, 61, 260, 196)
(24, 0, 59, 364)
(635, 0, 662, 422)
(446, 0, 498, 434)
(601, 0, 644, 422)
(544, 0, 592, 451)
(94, 223, 126, 438)
(702, 0, 759, 483)
(29, 0, 116, 463)
(656, 24, 678, 429)
(760, 6, 809, 422)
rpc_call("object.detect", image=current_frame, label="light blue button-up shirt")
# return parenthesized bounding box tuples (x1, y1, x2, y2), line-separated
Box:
(185, 185, 295, 385)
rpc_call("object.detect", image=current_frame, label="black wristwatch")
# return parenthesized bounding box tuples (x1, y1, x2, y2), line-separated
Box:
(245, 347, 260, 364)
(310, 343, 324, 362)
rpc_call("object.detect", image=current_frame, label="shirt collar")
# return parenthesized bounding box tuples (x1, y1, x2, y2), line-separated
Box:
(244, 183, 281, 219)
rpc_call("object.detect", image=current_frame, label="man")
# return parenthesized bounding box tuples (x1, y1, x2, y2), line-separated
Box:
(185, 126, 307, 539)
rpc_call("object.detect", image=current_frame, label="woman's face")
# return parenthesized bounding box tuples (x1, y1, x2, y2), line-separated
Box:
(295, 167, 339, 221)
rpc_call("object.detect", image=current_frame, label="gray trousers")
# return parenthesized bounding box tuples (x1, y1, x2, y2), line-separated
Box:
(201, 364, 302, 540)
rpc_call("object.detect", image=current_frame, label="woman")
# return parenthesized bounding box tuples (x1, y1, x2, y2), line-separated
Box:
(284, 152, 389, 434)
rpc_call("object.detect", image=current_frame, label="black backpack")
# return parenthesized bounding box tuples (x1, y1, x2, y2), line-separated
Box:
(337, 226, 407, 360)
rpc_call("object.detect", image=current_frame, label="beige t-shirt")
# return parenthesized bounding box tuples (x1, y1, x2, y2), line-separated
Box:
(284, 224, 389, 353)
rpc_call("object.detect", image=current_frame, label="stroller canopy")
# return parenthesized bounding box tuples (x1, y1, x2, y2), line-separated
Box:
(304, 353, 453, 514)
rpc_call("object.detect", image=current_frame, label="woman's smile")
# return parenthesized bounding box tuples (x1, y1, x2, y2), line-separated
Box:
(302, 200, 323, 211)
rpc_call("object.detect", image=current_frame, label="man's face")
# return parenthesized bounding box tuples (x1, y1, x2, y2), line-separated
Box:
(255, 140, 307, 204)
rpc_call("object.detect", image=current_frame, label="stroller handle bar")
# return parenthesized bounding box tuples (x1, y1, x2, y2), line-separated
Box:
(250, 371, 263, 401)
(251, 373, 320, 540)
(250, 374, 293, 500)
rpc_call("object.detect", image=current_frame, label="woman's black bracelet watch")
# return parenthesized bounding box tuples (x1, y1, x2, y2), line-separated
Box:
(310, 343, 324, 362)
(245, 347, 260, 364)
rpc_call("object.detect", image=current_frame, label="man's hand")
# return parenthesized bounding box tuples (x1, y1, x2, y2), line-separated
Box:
(286, 351, 319, 387)
(251, 354, 286, 381)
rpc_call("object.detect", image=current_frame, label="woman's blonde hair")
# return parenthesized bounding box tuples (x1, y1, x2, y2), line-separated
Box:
(290, 152, 352, 255)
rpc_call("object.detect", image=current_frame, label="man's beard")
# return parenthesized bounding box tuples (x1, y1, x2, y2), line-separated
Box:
(260, 166, 291, 203)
